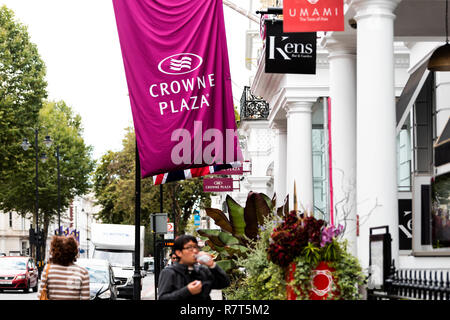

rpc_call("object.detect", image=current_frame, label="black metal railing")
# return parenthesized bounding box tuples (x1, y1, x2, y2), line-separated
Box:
(371, 268, 450, 300)
(387, 269, 450, 300)
(240, 86, 269, 121)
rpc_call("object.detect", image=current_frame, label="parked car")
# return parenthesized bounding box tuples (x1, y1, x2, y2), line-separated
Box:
(76, 258, 119, 300)
(143, 257, 154, 273)
(0, 256, 39, 293)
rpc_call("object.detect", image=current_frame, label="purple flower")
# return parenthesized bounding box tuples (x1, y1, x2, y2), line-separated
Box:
(320, 224, 344, 247)
(334, 224, 344, 237)
(320, 226, 334, 247)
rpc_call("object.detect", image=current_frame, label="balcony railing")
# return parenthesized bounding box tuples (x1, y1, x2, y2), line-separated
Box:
(240, 86, 269, 121)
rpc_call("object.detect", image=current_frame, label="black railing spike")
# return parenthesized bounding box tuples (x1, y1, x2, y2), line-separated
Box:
(413, 270, 418, 299)
(434, 270, 439, 300)
(419, 270, 424, 299)
(428, 270, 432, 299)
(447, 272, 450, 300)
(410, 270, 414, 299)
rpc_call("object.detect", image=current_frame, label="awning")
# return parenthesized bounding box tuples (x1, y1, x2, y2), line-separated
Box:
(435, 117, 450, 167)
(396, 59, 430, 133)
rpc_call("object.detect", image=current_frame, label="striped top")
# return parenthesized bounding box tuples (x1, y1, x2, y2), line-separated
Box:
(37, 263, 90, 300)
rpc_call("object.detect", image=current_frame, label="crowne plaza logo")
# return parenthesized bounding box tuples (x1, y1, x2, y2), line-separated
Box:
(169, 56, 193, 72)
(158, 53, 203, 75)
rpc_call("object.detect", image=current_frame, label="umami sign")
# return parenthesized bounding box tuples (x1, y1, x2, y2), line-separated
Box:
(283, 0, 344, 32)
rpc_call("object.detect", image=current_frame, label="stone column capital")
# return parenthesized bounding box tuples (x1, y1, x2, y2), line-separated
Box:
(322, 36, 357, 60)
(352, 0, 401, 21)
(283, 100, 315, 117)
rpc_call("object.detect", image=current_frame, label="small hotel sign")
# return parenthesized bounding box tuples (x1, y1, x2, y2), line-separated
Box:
(213, 166, 243, 175)
(283, 0, 344, 32)
(203, 178, 234, 192)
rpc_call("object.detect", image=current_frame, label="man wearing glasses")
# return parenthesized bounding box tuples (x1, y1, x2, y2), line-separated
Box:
(158, 234, 230, 300)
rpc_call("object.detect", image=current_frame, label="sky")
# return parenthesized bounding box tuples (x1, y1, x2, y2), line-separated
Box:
(0, 0, 258, 160)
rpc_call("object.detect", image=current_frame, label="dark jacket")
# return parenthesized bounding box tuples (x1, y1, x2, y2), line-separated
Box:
(157, 262, 230, 300)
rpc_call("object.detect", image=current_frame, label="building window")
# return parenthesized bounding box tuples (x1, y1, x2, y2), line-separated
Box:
(9, 212, 12, 228)
(312, 128, 328, 221)
(397, 113, 412, 192)
(413, 73, 434, 174)
(311, 98, 329, 222)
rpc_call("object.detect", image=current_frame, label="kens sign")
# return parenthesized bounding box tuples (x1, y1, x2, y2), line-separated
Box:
(265, 20, 316, 74)
(283, 0, 344, 32)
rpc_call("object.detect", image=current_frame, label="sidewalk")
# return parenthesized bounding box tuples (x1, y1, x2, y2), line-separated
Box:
(210, 289, 223, 300)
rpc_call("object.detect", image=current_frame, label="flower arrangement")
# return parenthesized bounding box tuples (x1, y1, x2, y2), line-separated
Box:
(221, 186, 366, 300)
(267, 210, 343, 267)
(265, 210, 366, 300)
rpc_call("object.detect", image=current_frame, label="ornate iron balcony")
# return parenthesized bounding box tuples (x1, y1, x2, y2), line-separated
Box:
(240, 86, 269, 121)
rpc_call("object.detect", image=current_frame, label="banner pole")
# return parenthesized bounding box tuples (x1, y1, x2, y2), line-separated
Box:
(133, 141, 142, 300)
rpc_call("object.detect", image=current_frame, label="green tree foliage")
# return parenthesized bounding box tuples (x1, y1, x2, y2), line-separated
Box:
(0, 5, 47, 196)
(0, 101, 94, 251)
(93, 127, 211, 236)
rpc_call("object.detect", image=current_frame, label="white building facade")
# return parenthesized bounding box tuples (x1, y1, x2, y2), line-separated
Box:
(0, 193, 101, 259)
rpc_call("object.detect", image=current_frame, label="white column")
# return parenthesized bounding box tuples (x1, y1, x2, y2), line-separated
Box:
(271, 121, 288, 207)
(325, 38, 357, 256)
(285, 100, 315, 212)
(354, 0, 400, 270)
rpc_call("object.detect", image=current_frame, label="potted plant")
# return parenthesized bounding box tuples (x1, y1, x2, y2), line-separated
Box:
(267, 210, 366, 300)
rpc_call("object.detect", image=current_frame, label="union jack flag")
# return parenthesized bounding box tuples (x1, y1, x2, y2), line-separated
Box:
(153, 162, 241, 185)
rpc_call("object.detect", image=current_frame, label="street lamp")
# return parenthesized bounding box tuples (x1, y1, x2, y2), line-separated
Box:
(55, 146, 61, 235)
(21, 128, 52, 277)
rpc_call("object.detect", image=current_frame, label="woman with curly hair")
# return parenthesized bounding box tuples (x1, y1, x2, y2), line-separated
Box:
(37, 236, 90, 300)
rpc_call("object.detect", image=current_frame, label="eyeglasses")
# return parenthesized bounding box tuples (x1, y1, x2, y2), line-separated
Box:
(182, 245, 199, 251)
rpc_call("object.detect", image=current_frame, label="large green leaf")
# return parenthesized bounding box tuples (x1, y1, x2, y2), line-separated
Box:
(261, 193, 275, 211)
(205, 208, 232, 233)
(269, 193, 277, 211)
(204, 241, 228, 257)
(244, 192, 271, 240)
(254, 193, 271, 222)
(226, 195, 246, 236)
(218, 232, 240, 246)
(243, 192, 260, 240)
(224, 244, 249, 257)
(197, 229, 225, 248)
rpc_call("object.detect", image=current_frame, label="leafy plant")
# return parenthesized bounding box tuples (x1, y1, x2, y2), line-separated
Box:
(223, 215, 286, 300)
(302, 243, 321, 265)
(197, 191, 276, 273)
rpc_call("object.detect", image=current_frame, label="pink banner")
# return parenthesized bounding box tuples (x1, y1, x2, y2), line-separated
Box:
(112, 0, 243, 178)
